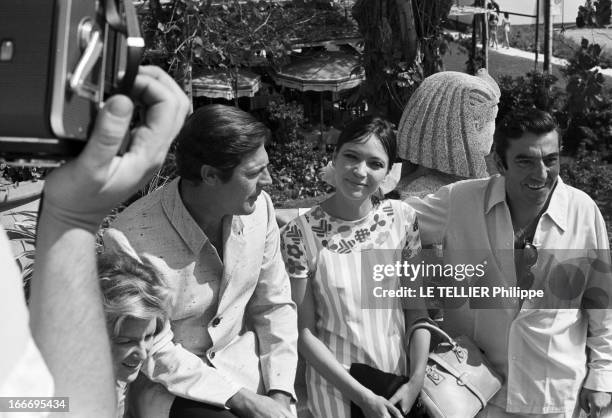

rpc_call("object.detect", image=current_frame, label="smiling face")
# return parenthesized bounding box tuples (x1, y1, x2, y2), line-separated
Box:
(333, 134, 390, 202)
(111, 317, 157, 383)
(499, 130, 560, 215)
(214, 143, 272, 216)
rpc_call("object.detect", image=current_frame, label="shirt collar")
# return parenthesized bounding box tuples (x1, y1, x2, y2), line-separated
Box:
(484, 175, 568, 232)
(161, 178, 208, 255)
(161, 178, 248, 255)
(485, 174, 506, 214)
(541, 177, 568, 232)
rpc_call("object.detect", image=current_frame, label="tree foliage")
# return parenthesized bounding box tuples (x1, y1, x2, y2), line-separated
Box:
(562, 38, 606, 115)
(496, 72, 563, 122)
(139, 0, 358, 95)
(493, 38, 612, 160)
(576, 0, 611, 27)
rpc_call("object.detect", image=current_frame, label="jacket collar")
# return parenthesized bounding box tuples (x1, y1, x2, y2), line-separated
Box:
(161, 178, 207, 255)
(161, 178, 247, 256)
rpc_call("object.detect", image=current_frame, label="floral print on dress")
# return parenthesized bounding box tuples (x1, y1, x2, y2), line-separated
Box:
(281, 200, 422, 279)
(284, 257, 307, 276)
(285, 243, 304, 259)
(311, 219, 332, 237)
(309, 206, 326, 221)
(280, 223, 309, 280)
(310, 200, 396, 254)
(369, 214, 387, 232)
(354, 228, 371, 243)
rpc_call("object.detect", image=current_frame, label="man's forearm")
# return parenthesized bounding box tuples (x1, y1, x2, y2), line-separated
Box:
(29, 212, 116, 417)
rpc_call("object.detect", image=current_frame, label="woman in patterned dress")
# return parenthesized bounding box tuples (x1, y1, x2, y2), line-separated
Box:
(281, 116, 431, 418)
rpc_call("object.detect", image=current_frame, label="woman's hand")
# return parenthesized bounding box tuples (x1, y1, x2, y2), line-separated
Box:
(388, 378, 423, 416)
(357, 390, 404, 418)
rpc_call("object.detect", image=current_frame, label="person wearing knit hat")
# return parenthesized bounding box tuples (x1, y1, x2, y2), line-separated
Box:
(395, 69, 500, 199)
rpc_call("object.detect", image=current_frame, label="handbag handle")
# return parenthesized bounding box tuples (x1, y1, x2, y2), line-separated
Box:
(408, 319, 472, 364)
(408, 319, 458, 348)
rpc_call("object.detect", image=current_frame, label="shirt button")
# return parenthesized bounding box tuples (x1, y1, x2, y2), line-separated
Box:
(211, 317, 221, 327)
(209, 351, 215, 359)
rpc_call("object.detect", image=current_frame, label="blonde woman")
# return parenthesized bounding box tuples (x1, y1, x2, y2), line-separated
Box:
(98, 252, 173, 418)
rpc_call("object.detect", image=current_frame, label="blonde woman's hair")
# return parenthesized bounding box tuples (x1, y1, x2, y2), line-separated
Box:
(98, 252, 172, 337)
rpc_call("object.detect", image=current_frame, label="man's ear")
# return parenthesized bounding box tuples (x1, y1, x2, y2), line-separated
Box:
(200, 164, 221, 185)
(493, 152, 506, 174)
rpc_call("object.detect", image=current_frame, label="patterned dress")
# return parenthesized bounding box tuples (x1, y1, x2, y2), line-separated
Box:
(280, 199, 422, 418)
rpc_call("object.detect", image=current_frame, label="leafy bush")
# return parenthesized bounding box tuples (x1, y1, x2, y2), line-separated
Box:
(561, 38, 612, 157)
(266, 138, 333, 206)
(562, 39, 607, 113)
(561, 146, 612, 244)
(563, 105, 612, 156)
(0, 164, 46, 183)
(561, 146, 612, 202)
(576, 0, 611, 27)
(597, 0, 612, 26)
(495, 38, 612, 160)
(267, 98, 306, 144)
(497, 72, 563, 121)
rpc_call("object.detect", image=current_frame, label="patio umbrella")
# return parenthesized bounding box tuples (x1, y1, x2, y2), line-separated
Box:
(272, 50, 364, 92)
(192, 69, 261, 100)
(271, 50, 365, 141)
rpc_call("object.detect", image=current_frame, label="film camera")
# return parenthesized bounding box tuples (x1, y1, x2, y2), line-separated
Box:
(0, 0, 144, 163)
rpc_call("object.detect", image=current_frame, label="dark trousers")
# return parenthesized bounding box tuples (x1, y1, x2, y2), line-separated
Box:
(170, 396, 238, 418)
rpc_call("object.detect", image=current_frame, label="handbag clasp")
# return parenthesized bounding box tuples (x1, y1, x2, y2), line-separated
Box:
(426, 365, 444, 385)
(452, 345, 467, 362)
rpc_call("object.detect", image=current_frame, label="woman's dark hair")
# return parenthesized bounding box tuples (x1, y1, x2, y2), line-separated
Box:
(175, 104, 270, 182)
(494, 108, 558, 168)
(335, 116, 397, 169)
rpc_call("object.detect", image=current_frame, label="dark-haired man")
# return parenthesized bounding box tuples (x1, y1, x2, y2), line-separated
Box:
(407, 109, 612, 417)
(103, 104, 298, 418)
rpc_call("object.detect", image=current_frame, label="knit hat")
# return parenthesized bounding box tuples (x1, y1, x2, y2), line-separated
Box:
(397, 70, 500, 179)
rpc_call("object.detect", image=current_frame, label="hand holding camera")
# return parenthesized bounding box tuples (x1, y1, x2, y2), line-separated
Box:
(0, 0, 153, 161)
(41, 65, 190, 232)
